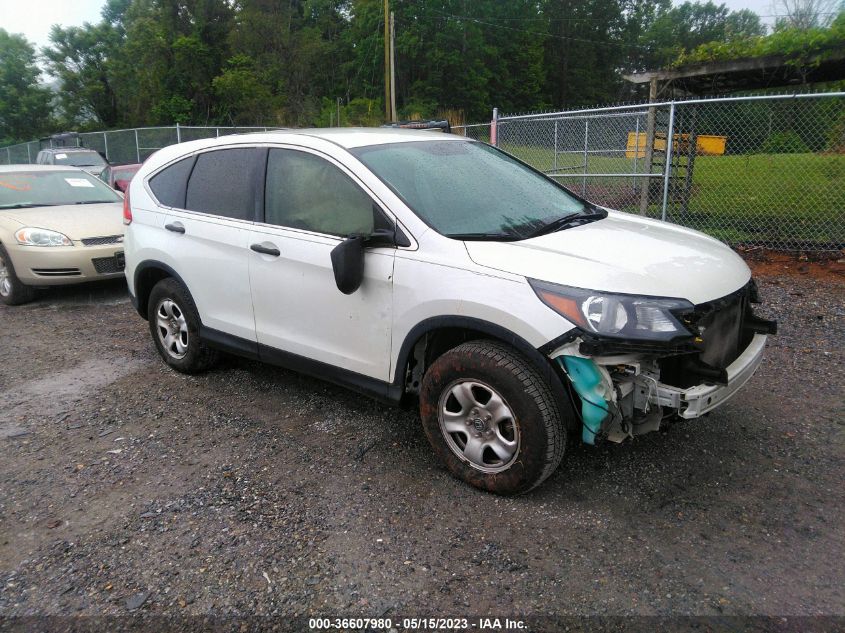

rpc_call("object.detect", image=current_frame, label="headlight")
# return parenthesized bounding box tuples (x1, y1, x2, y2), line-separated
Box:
(15, 227, 73, 247)
(529, 279, 694, 341)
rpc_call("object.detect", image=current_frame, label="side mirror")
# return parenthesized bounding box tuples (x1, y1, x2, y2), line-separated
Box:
(330, 235, 366, 295)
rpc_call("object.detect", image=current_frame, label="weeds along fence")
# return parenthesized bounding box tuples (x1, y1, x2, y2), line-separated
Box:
(455, 92, 845, 253)
(0, 125, 280, 167)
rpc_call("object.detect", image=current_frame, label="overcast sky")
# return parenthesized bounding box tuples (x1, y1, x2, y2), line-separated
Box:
(2, 0, 781, 53)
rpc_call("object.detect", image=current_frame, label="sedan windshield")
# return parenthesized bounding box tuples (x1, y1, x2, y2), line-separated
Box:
(0, 171, 122, 208)
(52, 151, 106, 167)
(352, 140, 585, 239)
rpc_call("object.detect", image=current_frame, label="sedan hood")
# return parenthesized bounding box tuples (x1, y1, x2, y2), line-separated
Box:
(3, 202, 124, 241)
(464, 211, 750, 305)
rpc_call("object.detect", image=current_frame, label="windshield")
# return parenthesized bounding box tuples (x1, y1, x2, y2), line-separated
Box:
(52, 151, 106, 167)
(113, 167, 139, 181)
(0, 171, 122, 208)
(352, 140, 585, 239)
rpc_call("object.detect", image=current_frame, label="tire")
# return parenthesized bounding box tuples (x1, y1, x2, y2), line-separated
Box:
(420, 340, 566, 495)
(147, 278, 218, 374)
(0, 244, 36, 306)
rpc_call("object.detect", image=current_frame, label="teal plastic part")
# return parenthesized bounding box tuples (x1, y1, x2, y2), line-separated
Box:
(557, 356, 609, 445)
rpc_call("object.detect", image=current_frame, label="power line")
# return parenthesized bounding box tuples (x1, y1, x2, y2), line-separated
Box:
(424, 9, 650, 51)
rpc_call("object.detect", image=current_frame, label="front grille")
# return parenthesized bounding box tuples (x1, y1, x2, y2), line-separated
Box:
(81, 235, 123, 246)
(92, 255, 125, 274)
(32, 268, 81, 277)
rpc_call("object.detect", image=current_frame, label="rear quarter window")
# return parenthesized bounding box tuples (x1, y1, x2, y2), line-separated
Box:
(148, 156, 196, 208)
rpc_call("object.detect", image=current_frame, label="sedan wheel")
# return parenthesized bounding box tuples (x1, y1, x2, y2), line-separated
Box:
(0, 245, 36, 306)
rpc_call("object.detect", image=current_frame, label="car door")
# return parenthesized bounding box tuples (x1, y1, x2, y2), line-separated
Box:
(247, 147, 396, 381)
(161, 147, 265, 343)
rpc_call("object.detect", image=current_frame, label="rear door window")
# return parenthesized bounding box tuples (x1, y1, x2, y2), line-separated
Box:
(185, 148, 265, 221)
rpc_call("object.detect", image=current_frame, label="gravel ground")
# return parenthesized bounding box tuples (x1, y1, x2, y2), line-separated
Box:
(0, 269, 842, 629)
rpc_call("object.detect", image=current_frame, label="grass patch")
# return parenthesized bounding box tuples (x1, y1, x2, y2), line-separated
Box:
(497, 143, 845, 248)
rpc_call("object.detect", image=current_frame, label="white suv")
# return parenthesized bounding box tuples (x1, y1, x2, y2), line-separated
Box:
(123, 129, 776, 494)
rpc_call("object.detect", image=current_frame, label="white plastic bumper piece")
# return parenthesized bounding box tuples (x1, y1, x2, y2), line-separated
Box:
(654, 333, 768, 419)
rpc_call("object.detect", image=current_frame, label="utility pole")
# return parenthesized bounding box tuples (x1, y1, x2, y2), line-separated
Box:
(389, 11, 397, 122)
(383, 0, 391, 121)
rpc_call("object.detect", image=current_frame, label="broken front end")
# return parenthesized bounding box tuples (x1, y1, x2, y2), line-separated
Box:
(533, 280, 777, 444)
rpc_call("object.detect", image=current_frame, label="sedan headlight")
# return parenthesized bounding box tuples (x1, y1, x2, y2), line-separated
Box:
(15, 227, 73, 247)
(529, 279, 694, 341)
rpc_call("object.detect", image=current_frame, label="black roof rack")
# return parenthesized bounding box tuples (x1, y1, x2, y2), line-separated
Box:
(381, 120, 451, 133)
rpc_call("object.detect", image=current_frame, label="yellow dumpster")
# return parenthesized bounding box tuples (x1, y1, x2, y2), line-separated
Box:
(625, 132, 727, 157)
(696, 135, 727, 155)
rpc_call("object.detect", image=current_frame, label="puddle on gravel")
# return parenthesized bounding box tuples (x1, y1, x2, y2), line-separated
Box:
(1, 357, 144, 421)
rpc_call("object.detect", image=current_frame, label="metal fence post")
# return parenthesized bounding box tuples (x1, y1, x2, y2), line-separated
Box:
(553, 120, 558, 171)
(176, 123, 181, 144)
(134, 129, 141, 162)
(582, 119, 589, 196)
(103, 132, 109, 161)
(660, 102, 676, 223)
(491, 108, 499, 147)
(26, 143, 31, 164)
(633, 117, 639, 193)
(6, 147, 10, 164)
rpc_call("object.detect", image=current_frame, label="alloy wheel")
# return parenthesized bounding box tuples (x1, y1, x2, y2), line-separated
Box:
(437, 379, 520, 473)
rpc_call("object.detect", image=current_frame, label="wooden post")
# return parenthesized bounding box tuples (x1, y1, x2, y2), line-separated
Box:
(638, 77, 658, 216)
(383, 0, 390, 121)
(389, 11, 397, 122)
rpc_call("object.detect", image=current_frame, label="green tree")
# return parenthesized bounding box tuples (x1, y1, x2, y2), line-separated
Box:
(0, 29, 53, 144)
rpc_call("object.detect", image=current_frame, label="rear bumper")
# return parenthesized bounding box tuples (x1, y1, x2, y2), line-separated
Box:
(653, 333, 768, 419)
(10, 243, 125, 286)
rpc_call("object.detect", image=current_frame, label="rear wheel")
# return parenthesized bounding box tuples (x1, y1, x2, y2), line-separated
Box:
(148, 278, 218, 374)
(0, 245, 36, 306)
(420, 340, 565, 495)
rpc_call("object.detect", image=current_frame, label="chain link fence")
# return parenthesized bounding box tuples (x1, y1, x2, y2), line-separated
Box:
(0, 125, 280, 167)
(455, 92, 845, 253)
(3, 97, 843, 252)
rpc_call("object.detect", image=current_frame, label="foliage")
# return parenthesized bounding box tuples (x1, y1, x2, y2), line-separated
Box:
(760, 130, 812, 153)
(0, 0, 842, 138)
(672, 10, 845, 67)
(0, 29, 54, 144)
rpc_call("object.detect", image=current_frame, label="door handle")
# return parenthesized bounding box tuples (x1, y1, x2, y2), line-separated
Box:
(250, 243, 280, 257)
(165, 222, 185, 234)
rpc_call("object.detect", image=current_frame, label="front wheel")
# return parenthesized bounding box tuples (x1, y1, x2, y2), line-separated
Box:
(147, 278, 218, 374)
(420, 340, 565, 495)
(0, 245, 36, 306)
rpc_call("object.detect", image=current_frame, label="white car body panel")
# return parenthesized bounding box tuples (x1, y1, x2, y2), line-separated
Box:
(464, 211, 750, 305)
(161, 210, 256, 341)
(248, 224, 396, 380)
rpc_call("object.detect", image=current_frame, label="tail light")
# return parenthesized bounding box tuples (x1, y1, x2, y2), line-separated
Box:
(122, 186, 132, 225)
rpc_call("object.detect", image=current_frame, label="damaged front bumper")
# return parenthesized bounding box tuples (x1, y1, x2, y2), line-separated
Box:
(551, 333, 769, 445)
(651, 333, 767, 419)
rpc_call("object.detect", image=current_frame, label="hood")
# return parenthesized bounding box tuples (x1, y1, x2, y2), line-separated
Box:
(3, 202, 125, 241)
(82, 165, 106, 177)
(464, 211, 750, 305)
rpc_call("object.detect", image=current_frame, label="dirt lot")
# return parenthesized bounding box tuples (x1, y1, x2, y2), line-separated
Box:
(0, 260, 843, 629)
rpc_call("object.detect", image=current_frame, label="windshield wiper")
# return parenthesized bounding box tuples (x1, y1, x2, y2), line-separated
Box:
(73, 200, 117, 205)
(0, 203, 61, 209)
(524, 209, 607, 238)
(446, 232, 522, 242)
